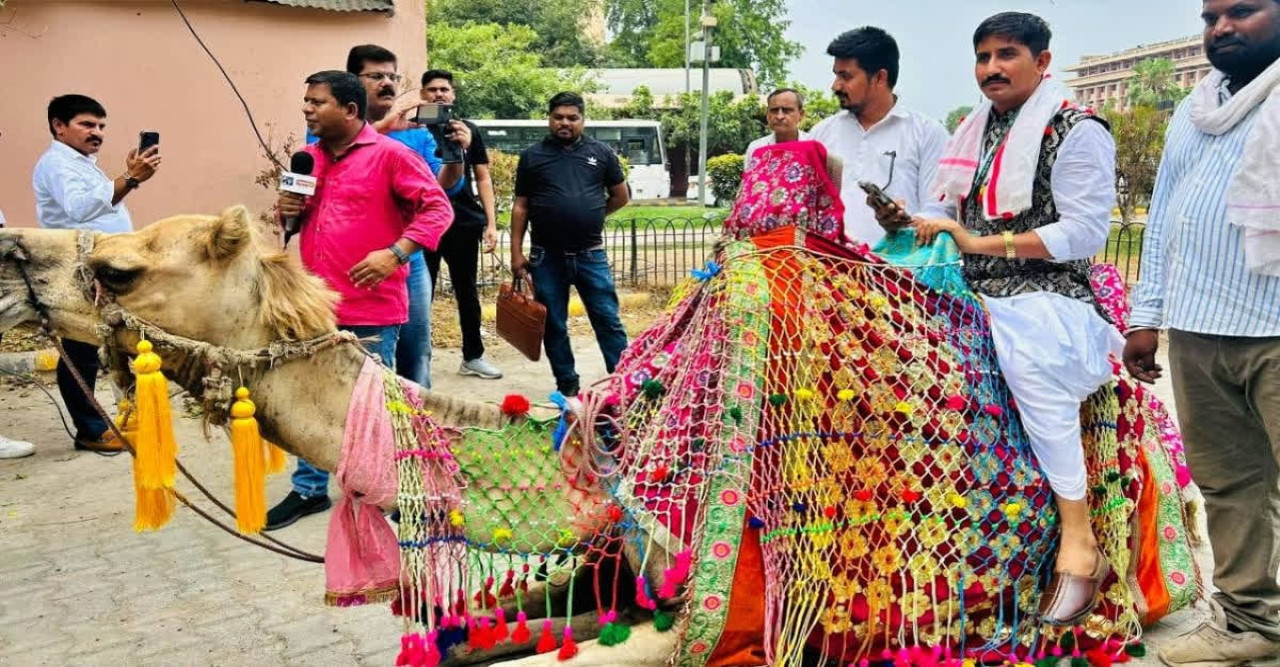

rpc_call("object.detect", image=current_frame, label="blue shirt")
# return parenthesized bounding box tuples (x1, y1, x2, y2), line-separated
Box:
(1130, 91, 1280, 337)
(305, 127, 464, 196)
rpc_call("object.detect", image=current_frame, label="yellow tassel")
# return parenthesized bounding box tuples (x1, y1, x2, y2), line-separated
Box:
(131, 340, 178, 490)
(118, 398, 173, 531)
(230, 387, 267, 534)
(264, 439, 287, 475)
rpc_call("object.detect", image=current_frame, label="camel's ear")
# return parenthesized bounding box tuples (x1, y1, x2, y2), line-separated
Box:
(205, 205, 253, 263)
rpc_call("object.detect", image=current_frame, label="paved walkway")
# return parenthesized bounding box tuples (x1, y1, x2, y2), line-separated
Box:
(0, 340, 1212, 666)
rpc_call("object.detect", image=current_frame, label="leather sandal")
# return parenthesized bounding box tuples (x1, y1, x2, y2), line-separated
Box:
(1037, 547, 1111, 626)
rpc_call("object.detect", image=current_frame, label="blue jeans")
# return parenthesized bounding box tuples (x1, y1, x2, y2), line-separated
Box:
(396, 253, 433, 390)
(527, 246, 628, 396)
(291, 324, 399, 497)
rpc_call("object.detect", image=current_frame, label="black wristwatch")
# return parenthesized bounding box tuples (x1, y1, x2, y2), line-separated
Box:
(387, 244, 411, 265)
(123, 175, 141, 190)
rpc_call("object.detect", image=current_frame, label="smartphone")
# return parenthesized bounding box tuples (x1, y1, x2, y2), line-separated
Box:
(139, 131, 160, 154)
(414, 103, 453, 127)
(858, 180, 895, 209)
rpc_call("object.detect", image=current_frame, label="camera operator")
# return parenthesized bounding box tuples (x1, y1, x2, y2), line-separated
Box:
(419, 70, 503, 380)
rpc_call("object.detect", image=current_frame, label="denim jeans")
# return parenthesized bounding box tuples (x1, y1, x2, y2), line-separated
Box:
(291, 323, 399, 497)
(57, 338, 108, 441)
(395, 253, 433, 390)
(527, 246, 628, 396)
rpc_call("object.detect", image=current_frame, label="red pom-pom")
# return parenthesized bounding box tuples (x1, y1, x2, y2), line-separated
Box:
(501, 394, 531, 417)
(536, 620, 557, 653)
(854, 489, 873, 501)
(945, 395, 967, 411)
(902, 489, 923, 503)
(558, 627, 579, 661)
(493, 608, 509, 642)
(512, 611, 532, 644)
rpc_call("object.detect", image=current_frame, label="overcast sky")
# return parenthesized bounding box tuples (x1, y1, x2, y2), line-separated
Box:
(784, 0, 1207, 120)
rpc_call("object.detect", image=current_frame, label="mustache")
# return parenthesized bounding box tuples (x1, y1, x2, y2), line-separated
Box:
(377, 87, 396, 97)
(982, 75, 1011, 87)
(1210, 37, 1246, 50)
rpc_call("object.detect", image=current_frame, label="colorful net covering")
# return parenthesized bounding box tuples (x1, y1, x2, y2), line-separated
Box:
(381, 143, 1199, 666)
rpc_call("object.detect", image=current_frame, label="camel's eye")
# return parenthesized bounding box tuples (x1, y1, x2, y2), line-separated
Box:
(95, 265, 143, 292)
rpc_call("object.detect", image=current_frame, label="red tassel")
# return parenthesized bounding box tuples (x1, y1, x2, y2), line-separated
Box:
(396, 635, 413, 666)
(512, 611, 532, 643)
(474, 576, 498, 609)
(493, 608, 510, 642)
(635, 576, 658, 610)
(422, 632, 441, 667)
(1086, 649, 1113, 667)
(558, 627, 579, 661)
(454, 589, 467, 617)
(499, 569, 516, 599)
(536, 620, 557, 654)
(658, 550, 693, 598)
(467, 617, 482, 651)
(478, 617, 497, 650)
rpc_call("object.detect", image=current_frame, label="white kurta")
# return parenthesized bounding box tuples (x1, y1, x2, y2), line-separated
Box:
(936, 119, 1122, 500)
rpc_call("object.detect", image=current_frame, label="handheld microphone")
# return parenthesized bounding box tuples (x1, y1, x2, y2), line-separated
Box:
(280, 151, 316, 247)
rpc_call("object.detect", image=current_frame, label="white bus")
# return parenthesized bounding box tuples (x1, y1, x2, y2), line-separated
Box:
(473, 119, 670, 200)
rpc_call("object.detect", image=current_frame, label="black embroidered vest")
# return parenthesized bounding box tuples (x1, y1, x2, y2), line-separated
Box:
(961, 108, 1105, 308)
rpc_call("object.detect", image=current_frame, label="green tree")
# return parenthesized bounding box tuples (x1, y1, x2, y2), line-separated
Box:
(791, 84, 840, 131)
(1126, 58, 1188, 109)
(605, 0, 803, 87)
(427, 22, 598, 119)
(428, 0, 603, 66)
(945, 105, 973, 133)
(1102, 104, 1169, 224)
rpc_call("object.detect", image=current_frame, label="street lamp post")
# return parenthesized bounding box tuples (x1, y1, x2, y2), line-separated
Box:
(696, 5, 715, 208)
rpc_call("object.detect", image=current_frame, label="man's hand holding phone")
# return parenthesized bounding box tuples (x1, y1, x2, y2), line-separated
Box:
(859, 181, 911, 232)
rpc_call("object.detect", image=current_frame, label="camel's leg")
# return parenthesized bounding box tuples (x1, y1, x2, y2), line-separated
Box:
(489, 620, 675, 667)
(441, 610, 603, 666)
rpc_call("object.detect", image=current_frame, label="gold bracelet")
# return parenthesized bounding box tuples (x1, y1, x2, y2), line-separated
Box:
(1002, 231, 1016, 259)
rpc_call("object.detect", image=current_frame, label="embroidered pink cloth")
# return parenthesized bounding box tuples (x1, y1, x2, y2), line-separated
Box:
(324, 357, 402, 606)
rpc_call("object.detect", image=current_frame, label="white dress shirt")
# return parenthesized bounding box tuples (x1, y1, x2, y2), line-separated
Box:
(1130, 91, 1280, 337)
(743, 130, 812, 171)
(32, 140, 133, 232)
(810, 103, 949, 245)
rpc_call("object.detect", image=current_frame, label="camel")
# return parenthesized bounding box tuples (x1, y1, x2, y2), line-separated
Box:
(0, 206, 675, 667)
(0, 206, 1200, 666)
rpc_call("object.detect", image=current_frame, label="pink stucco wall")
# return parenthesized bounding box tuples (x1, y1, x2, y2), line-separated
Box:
(0, 0, 427, 228)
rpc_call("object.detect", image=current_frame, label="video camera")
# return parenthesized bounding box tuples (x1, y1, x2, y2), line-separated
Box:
(415, 103, 464, 165)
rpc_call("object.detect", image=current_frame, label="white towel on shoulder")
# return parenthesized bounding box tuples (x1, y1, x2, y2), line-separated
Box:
(1191, 59, 1280, 277)
(932, 76, 1075, 221)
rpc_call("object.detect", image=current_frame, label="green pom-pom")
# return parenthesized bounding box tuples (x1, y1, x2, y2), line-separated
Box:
(1105, 470, 1122, 483)
(1124, 643, 1147, 658)
(1091, 483, 1108, 495)
(1035, 658, 1058, 667)
(1070, 657, 1090, 667)
(641, 379, 666, 400)
(769, 393, 788, 407)
(1059, 630, 1077, 651)
(728, 406, 743, 424)
(598, 622, 631, 646)
(691, 437, 706, 451)
(653, 610, 675, 632)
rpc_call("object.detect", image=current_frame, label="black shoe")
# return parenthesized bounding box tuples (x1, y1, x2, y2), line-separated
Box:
(264, 491, 332, 531)
(558, 383, 580, 398)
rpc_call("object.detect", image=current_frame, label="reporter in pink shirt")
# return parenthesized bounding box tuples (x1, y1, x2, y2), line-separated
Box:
(271, 70, 453, 528)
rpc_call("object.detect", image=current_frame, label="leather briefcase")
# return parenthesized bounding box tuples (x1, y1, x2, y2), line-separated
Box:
(496, 276, 546, 362)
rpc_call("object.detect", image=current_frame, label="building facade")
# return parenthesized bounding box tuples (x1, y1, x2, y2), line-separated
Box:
(0, 0, 425, 228)
(1065, 35, 1211, 110)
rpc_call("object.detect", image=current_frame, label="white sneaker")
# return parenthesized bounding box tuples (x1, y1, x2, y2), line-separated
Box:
(0, 435, 35, 459)
(459, 357, 503, 380)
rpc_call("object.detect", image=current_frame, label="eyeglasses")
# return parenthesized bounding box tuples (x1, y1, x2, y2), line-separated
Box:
(359, 72, 403, 83)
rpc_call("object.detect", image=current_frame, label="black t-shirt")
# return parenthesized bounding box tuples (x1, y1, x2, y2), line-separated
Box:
(515, 135, 625, 252)
(448, 119, 490, 229)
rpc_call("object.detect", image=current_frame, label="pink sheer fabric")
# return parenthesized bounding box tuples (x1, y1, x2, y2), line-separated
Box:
(324, 357, 401, 606)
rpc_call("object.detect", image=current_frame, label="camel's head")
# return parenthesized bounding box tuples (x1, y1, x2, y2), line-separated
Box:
(0, 206, 338, 351)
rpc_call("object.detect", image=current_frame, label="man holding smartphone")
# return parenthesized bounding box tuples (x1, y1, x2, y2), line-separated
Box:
(32, 94, 161, 453)
(419, 69, 504, 380)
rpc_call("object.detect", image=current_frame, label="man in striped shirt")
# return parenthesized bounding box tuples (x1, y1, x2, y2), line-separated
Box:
(1126, 1, 1280, 664)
